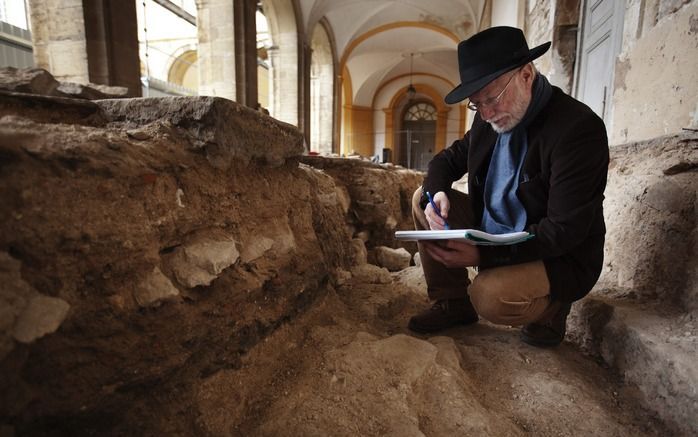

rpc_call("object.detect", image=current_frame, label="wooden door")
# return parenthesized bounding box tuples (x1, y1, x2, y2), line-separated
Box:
(574, 0, 625, 122)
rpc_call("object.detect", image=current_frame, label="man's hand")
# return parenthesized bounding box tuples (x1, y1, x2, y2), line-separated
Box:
(422, 240, 480, 268)
(425, 191, 450, 230)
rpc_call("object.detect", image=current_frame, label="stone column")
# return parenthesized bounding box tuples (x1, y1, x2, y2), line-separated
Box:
(28, 0, 140, 94)
(82, 0, 141, 96)
(298, 41, 311, 146)
(233, 0, 257, 107)
(333, 73, 342, 154)
(28, 0, 90, 83)
(309, 60, 334, 154)
(269, 32, 299, 126)
(196, 0, 236, 100)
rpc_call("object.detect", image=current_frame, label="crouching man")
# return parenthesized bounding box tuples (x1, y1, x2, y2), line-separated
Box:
(409, 27, 609, 347)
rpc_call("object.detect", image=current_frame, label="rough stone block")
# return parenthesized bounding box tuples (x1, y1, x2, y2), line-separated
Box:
(239, 236, 274, 264)
(332, 268, 352, 286)
(86, 83, 130, 98)
(566, 298, 615, 356)
(96, 97, 305, 168)
(351, 238, 367, 265)
(0, 90, 107, 126)
(599, 133, 698, 308)
(56, 82, 130, 100)
(413, 252, 421, 267)
(349, 264, 392, 284)
(56, 82, 107, 100)
(133, 267, 180, 307)
(0, 67, 60, 96)
(373, 246, 411, 271)
(12, 295, 70, 343)
(167, 234, 240, 288)
(598, 305, 697, 436)
(299, 155, 424, 250)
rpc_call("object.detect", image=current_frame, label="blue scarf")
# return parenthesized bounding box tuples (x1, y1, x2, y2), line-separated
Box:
(481, 73, 552, 234)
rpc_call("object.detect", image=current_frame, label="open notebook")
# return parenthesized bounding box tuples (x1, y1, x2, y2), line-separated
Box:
(394, 229, 533, 246)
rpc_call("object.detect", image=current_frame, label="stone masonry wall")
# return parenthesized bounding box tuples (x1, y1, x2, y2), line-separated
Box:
(0, 74, 424, 430)
(594, 132, 698, 311)
(27, 0, 90, 84)
(299, 156, 423, 250)
(0, 91, 350, 429)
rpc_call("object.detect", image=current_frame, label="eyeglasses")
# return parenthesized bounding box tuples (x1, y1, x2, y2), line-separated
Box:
(466, 68, 521, 112)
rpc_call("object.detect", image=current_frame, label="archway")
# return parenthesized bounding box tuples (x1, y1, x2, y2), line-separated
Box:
(167, 48, 198, 91)
(383, 83, 451, 166)
(398, 101, 437, 170)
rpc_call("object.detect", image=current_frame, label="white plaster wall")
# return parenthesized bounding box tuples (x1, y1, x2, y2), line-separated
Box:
(610, 2, 698, 144)
(491, 0, 524, 27)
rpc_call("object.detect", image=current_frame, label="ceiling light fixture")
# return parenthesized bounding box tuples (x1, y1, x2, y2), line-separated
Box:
(407, 52, 416, 99)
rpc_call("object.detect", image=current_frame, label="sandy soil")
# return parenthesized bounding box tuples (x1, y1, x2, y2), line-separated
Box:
(187, 266, 667, 436)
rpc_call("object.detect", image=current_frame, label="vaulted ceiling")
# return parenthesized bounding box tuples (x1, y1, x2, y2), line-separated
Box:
(298, 0, 489, 106)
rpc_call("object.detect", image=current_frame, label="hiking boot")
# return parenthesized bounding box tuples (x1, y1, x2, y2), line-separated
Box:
(408, 299, 479, 333)
(520, 301, 572, 347)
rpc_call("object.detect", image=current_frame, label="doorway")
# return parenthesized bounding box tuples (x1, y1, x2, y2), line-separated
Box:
(575, 0, 625, 123)
(397, 101, 436, 171)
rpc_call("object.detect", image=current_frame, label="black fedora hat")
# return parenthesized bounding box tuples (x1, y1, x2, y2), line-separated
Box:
(445, 26, 551, 104)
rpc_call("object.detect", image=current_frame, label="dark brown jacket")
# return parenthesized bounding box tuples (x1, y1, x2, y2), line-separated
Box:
(422, 87, 609, 302)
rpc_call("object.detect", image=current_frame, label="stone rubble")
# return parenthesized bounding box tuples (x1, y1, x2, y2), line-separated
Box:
(371, 246, 412, 271)
(0, 67, 129, 100)
(133, 267, 181, 307)
(165, 232, 240, 288)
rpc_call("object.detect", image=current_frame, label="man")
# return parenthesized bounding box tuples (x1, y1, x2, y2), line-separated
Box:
(408, 26, 609, 347)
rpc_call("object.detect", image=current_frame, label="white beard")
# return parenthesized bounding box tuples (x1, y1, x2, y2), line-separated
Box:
(486, 82, 531, 133)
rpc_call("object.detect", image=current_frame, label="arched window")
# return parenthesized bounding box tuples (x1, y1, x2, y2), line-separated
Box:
(167, 49, 198, 91)
(404, 102, 436, 121)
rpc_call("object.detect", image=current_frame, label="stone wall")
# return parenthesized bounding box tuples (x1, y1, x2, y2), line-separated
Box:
(550, 0, 581, 93)
(525, 0, 580, 93)
(0, 78, 423, 430)
(594, 132, 698, 310)
(299, 156, 423, 250)
(526, 0, 554, 76)
(0, 91, 332, 422)
(28, 0, 90, 84)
